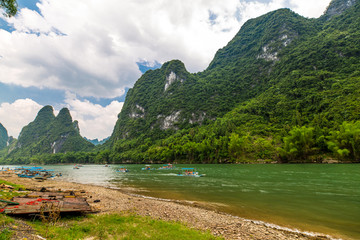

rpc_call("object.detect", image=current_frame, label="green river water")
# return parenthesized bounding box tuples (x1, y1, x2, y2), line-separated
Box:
(7, 164, 360, 239)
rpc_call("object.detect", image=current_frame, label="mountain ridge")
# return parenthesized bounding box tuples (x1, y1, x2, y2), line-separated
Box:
(105, 0, 360, 163)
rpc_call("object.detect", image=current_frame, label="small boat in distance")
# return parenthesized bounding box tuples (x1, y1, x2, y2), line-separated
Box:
(73, 165, 80, 169)
(141, 165, 154, 170)
(158, 163, 175, 170)
(116, 167, 129, 173)
(177, 168, 204, 177)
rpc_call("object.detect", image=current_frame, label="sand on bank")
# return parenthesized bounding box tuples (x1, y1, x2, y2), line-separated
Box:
(0, 175, 332, 240)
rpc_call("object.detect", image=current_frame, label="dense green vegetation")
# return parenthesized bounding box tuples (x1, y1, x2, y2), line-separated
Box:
(1, 0, 359, 165)
(107, 9, 322, 148)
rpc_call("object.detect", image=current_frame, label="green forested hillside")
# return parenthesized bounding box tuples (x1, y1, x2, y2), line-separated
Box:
(104, 0, 360, 164)
(0, 106, 94, 163)
(108, 9, 319, 145)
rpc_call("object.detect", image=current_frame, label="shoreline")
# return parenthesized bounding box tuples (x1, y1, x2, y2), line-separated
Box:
(1, 175, 338, 240)
(104, 186, 341, 240)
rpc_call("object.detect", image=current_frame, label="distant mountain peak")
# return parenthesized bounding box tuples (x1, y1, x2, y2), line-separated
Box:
(34, 105, 55, 122)
(162, 60, 187, 75)
(9, 105, 93, 157)
(324, 0, 358, 19)
(84, 136, 110, 145)
(56, 108, 73, 123)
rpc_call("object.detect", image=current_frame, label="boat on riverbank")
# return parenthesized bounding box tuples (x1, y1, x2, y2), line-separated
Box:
(1, 188, 92, 215)
(15, 167, 55, 179)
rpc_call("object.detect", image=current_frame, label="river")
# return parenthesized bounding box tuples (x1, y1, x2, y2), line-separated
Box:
(6, 164, 360, 239)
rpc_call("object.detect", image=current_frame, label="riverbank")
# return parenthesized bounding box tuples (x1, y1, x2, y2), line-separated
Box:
(0, 175, 335, 240)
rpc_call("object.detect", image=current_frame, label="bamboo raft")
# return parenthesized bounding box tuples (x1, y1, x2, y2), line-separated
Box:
(1, 189, 93, 215)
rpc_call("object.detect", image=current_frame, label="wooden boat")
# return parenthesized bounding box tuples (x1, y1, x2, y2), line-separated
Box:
(177, 168, 204, 177)
(1, 190, 92, 215)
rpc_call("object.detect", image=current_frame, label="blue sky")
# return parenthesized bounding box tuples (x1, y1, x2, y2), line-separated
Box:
(0, 0, 332, 139)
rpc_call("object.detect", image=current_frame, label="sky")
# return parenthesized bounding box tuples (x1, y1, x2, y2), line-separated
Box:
(0, 0, 332, 140)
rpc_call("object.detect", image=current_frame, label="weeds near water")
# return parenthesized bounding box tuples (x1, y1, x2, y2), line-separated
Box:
(31, 213, 223, 240)
(0, 228, 12, 240)
(39, 201, 61, 225)
(39, 201, 61, 238)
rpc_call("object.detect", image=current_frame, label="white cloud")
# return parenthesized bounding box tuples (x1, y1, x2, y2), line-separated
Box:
(289, 0, 331, 18)
(0, 99, 42, 138)
(0, 0, 331, 99)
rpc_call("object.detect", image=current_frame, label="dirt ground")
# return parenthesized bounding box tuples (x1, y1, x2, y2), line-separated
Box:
(0, 174, 333, 240)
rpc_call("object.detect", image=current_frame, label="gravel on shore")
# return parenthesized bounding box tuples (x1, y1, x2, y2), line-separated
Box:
(0, 175, 333, 240)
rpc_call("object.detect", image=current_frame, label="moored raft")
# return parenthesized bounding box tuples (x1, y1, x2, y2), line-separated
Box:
(15, 166, 56, 179)
(0, 189, 93, 215)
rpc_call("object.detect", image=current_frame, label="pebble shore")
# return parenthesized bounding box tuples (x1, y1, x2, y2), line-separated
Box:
(1, 175, 334, 240)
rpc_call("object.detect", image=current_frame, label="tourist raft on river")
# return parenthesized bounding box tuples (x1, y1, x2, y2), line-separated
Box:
(158, 163, 175, 170)
(116, 167, 129, 172)
(177, 168, 204, 177)
(142, 165, 154, 170)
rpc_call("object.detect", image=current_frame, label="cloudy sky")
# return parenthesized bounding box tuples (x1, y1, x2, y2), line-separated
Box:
(0, 0, 331, 140)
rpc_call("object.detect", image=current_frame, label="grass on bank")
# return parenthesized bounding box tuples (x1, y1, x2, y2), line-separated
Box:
(32, 213, 223, 240)
(0, 180, 25, 240)
(0, 214, 14, 240)
(0, 180, 26, 200)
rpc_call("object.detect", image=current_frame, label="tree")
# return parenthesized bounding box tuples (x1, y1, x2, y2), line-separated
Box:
(1, 0, 17, 17)
(327, 121, 360, 162)
(278, 126, 317, 162)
